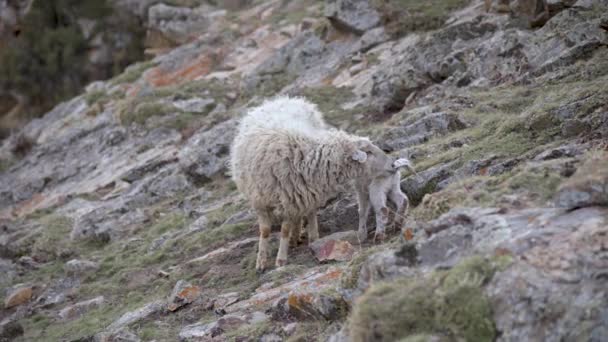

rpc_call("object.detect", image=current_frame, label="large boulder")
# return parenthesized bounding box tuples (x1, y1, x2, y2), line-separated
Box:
(178, 119, 237, 184)
(324, 0, 382, 34)
(146, 3, 227, 47)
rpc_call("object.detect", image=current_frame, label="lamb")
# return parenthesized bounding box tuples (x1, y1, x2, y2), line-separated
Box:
(354, 158, 417, 241)
(230, 96, 402, 271)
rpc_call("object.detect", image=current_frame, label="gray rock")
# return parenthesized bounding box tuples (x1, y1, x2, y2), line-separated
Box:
(172, 98, 216, 114)
(178, 312, 265, 341)
(58, 296, 105, 321)
(401, 160, 460, 205)
(382, 112, 466, 151)
(356, 248, 419, 292)
(147, 3, 226, 46)
(324, 0, 381, 34)
(105, 301, 164, 334)
(554, 153, 607, 209)
(64, 259, 100, 275)
(178, 119, 237, 184)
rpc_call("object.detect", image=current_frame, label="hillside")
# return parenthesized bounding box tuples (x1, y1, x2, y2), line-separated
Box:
(1, 0, 607, 341)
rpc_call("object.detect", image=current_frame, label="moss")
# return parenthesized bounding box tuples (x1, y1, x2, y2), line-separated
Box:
(224, 321, 275, 341)
(371, 0, 471, 38)
(286, 322, 331, 342)
(31, 214, 74, 262)
(0, 158, 14, 173)
(110, 60, 157, 86)
(349, 256, 500, 342)
(340, 246, 387, 289)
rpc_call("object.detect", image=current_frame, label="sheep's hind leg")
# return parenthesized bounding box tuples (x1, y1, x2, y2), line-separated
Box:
(370, 189, 389, 242)
(290, 218, 304, 247)
(356, 190, 371, 242)
(276, 219, 295, 267)
(307, 212, 319, 244)
(389, 187, 409, 233)
(255, 209, 272, 272)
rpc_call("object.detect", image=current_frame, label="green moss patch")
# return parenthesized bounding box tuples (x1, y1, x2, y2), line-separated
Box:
(349, 256, 505, 342)
(372, 0, 471, 37)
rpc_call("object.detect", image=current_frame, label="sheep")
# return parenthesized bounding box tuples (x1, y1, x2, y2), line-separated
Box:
(230, 96, 401, 271)
(354, 158, 417, 242)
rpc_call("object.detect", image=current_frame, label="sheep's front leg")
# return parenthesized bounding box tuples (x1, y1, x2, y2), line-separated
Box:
(276, 219, 295, 267)
(370, 186, 389, 242)
(307, 212, 319, 244)
(356, 189, 371, 242)
(255, 209, 273, 272)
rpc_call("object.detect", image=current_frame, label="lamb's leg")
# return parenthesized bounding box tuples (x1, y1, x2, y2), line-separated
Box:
(255, 209, 273, 272)
(307, 212, 319, 244)
(356, 189, 371, 242)
(370, 187, 389, 242)
(389, 186, 409, 232)
(276, 219, 295, 267)
(290, 218, 304, 247)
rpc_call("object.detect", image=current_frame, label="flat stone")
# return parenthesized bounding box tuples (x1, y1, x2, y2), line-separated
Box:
(167, 280, 202, 312)
(59, 296, 105, 321)
(310, 231, 358, 262)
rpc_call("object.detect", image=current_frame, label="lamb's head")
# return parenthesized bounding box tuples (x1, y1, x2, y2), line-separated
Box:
(350, 138, 398, 177)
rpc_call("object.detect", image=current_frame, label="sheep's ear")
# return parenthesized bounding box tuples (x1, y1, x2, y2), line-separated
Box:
(351, 150, 367, 163)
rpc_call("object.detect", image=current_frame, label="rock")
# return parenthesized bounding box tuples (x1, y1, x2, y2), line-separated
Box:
(105, 301, 164, 334)
(324, 0, 382, 34)
(4, 286, 33, 308)
(554, 152, 608, 209)
(400, 160, 460, 205)
(260, 333, 283, 342)
(382, 112, 467, 151)
(146, 3, 226, 47)
(64, 259, 100, 275)
(172, 98, 216, 113)
(356, 248, 419, 292)
(310, 231, 358, 262)
(59, 296, 105, 321)
(167, 280, 201, 312)
(533, 143, 586, 161)
(228, 267, 344, 313)
(178, 312, 267, 341)
(283, 290, 349, 321)
(485, 207, 608, 341)
(178, 119, 237, 184)
(186, 237, 257, 264)
(104, 328, 141, 342)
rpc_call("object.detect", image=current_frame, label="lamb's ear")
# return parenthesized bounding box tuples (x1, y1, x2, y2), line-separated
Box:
(351, 150, 367, 163)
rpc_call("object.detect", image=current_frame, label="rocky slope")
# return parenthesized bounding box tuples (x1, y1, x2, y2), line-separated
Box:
(1, 0, 607, 341)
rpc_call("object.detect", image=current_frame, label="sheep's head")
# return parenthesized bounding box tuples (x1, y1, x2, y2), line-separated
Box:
(351, 138, 397, 177)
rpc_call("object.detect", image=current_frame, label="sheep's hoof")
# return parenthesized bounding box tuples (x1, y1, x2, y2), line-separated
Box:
(256, 258, 268, 273)
(357, 230, 368, 243)
(275, 259, 287, 267)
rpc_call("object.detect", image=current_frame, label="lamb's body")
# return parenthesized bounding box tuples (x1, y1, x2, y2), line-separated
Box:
(355, 169, 409, 241)
(231, 96, 398, 270)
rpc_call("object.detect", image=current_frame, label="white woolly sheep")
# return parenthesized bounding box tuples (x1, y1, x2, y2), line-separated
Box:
(230, 96, 401, 271)
(354, 158, 416, 241)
